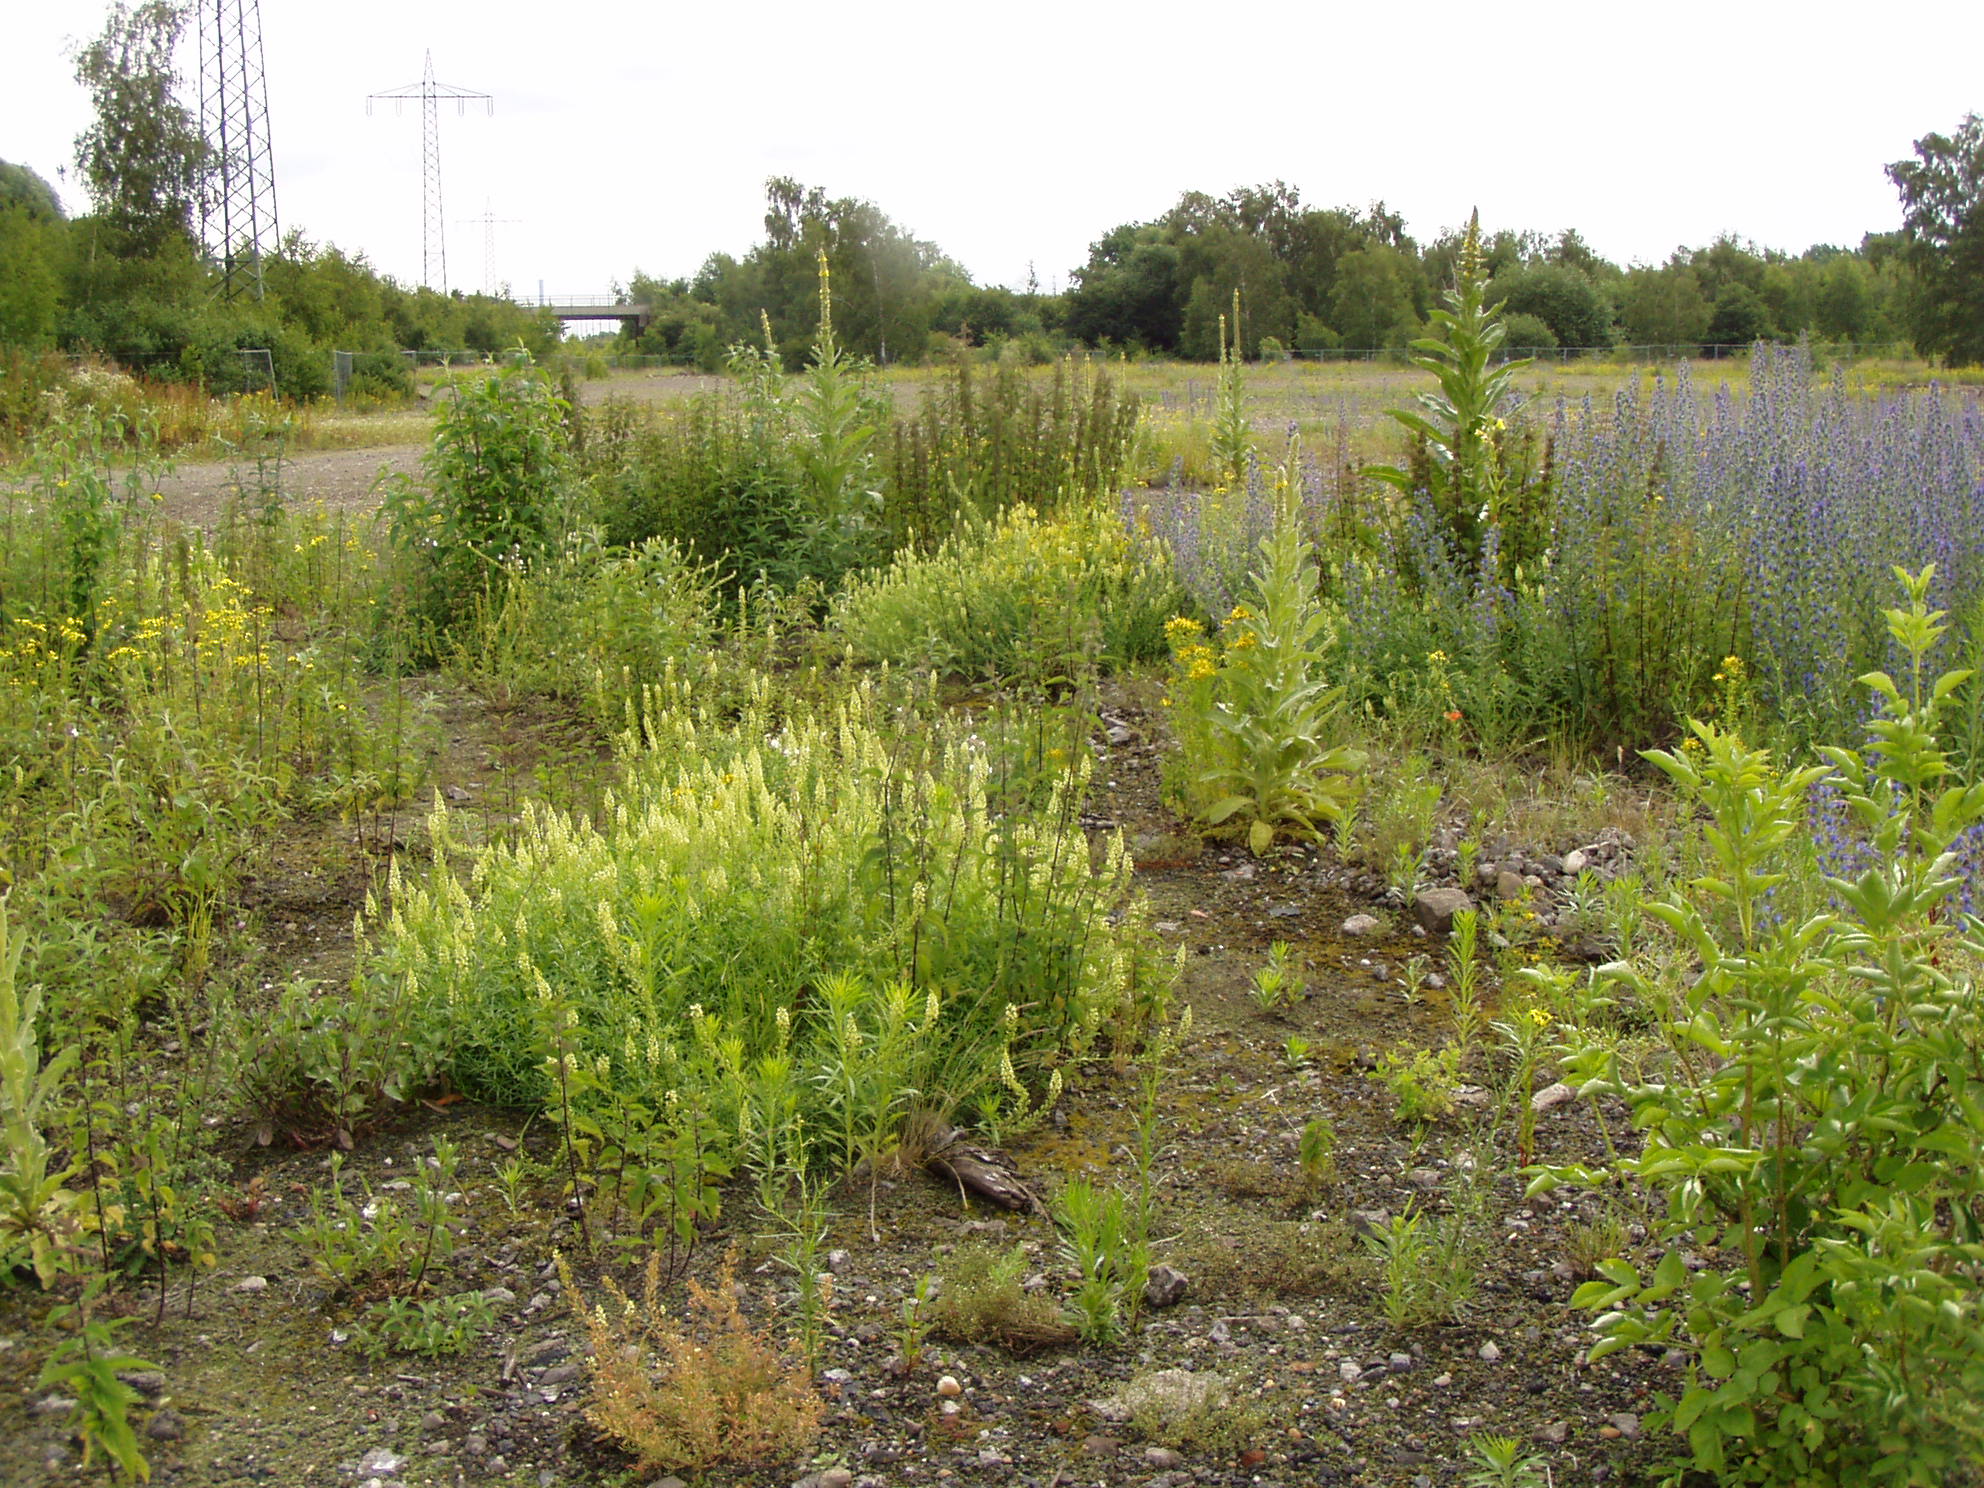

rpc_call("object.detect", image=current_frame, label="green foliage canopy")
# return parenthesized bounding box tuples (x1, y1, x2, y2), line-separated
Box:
(1887, 112, 1984, 366)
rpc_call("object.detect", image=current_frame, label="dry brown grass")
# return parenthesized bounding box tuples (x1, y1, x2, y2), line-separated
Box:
(560, 1248, 822, 1474)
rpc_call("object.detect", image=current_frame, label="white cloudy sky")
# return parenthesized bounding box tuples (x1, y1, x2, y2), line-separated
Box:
(7, 0, 1982, 297)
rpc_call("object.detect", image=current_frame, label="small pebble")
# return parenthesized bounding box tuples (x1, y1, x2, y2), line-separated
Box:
(1478, 1341, 1502, 1363)
(936, 1374, 962, 1398)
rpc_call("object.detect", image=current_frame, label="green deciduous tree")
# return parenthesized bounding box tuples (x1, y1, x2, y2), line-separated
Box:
(1329, 242, 1421, 350)
(1887, 112, 1984, 366)
(0, 164, 67, 348)
(1618, 264, 1711, 348)
(73, 1, 210, 258)
(1486, 262, 1613, 349)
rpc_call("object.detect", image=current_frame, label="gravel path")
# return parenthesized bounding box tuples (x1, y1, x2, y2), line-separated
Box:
(152, 442, 425, 527)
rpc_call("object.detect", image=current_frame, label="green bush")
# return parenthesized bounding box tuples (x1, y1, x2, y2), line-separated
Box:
(1544, 570, 1984, 1485)
(831, 502, 1184, 684)
(383, 355, 575, 646)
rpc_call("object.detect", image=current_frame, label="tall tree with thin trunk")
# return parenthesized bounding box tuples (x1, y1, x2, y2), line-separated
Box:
(73, 1, 210, 257)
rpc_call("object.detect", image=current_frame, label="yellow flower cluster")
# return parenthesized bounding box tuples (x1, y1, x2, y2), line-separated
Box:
(1173, 642, 1219, 682)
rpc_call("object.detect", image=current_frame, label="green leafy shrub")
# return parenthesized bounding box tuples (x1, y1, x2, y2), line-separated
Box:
(832, 502, 1183, 684)
(384, 355, 575, 645)
(1544, 569, 1984, 1485)
(373, 676, 1166, 1173)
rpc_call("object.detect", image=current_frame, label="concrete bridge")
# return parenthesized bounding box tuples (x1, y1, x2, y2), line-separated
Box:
(517, 294, 652, 333)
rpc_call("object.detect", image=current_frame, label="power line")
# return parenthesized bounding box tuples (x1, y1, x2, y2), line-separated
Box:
(367, 51, 491, 293)
(196, 0, 280, 301)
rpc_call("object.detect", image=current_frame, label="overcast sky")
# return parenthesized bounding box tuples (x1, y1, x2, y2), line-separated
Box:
(8, 1, 1982, 299)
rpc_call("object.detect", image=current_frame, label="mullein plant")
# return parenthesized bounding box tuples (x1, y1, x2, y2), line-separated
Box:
(793, 249, 884, 535)
(1365, 209, 1534, 574)
(1210, 291, 1253, 487)
(0, 897, 79, 1287)
(1163, 434, 1364, 853)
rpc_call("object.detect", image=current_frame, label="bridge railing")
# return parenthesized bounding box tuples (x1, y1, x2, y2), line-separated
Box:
(516, 294, 640, 310)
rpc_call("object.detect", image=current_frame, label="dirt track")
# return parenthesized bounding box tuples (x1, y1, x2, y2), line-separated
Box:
(151, 442, 425, 528)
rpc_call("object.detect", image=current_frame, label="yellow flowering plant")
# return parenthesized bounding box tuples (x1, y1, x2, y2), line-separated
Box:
(1163, 459, 1365, 853)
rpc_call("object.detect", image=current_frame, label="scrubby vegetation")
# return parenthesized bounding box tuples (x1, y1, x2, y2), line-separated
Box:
(7, 40, 1984, 1478)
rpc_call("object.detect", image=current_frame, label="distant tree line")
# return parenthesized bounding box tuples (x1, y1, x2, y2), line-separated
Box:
(628, 111, 1984, 371)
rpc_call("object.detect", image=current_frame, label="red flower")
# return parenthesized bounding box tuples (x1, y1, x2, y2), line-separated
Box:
(1445, 710, 1463, 722)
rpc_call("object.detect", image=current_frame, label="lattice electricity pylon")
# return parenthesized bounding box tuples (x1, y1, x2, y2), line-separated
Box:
(196, 0, 280, 301)
(457, 199, 520, 296)
(368, 52, 492, 294)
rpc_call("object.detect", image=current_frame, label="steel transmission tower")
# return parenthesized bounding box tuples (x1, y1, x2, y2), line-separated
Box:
(368, 53, 492, 294)
(457, 200, 520, 296)
(196, 0, 280, 300)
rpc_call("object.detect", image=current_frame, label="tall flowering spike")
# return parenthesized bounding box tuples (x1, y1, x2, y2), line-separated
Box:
(816, 248, 834, 350)
(1456, 208, 1485, 304)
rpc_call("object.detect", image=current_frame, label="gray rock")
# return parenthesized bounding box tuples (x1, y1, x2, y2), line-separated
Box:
(232, 1274, 268, 1293)
(1495, 870, 1527, 902)
(1533, 1420, 1569, 1444)
(1342, 913, 1383, 937)
(1478, 1341, 1502, 1363)
(1338, 1360, 1362, 1383)
(146, 1407, 185, 1442)
(31, 1394, 77, 1418)
(1143, 1264, 1190, 1309)
(1539, 853, 1565, 875)
(1144, 1447, 1184, 1469)
(1388, 1351, 1414, 1373)
(1349, 1208, 1392, 1236)
(481, 1286, 517, 1306)
(1413, 887, 1475, 935)
(116, 1370, 166, 1399)
(1563, 849, 1589, 875)
(357, 1448, 405, 1475)
(537, 1363, 581, 1386)
(1607, 1412, 1643, 1440)
(420, 1411, 447, 1432)
(1531, 1081, 1576, 1113)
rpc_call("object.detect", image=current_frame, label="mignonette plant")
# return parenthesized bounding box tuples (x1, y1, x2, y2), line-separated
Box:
(1539, 568, 1984, 1487)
